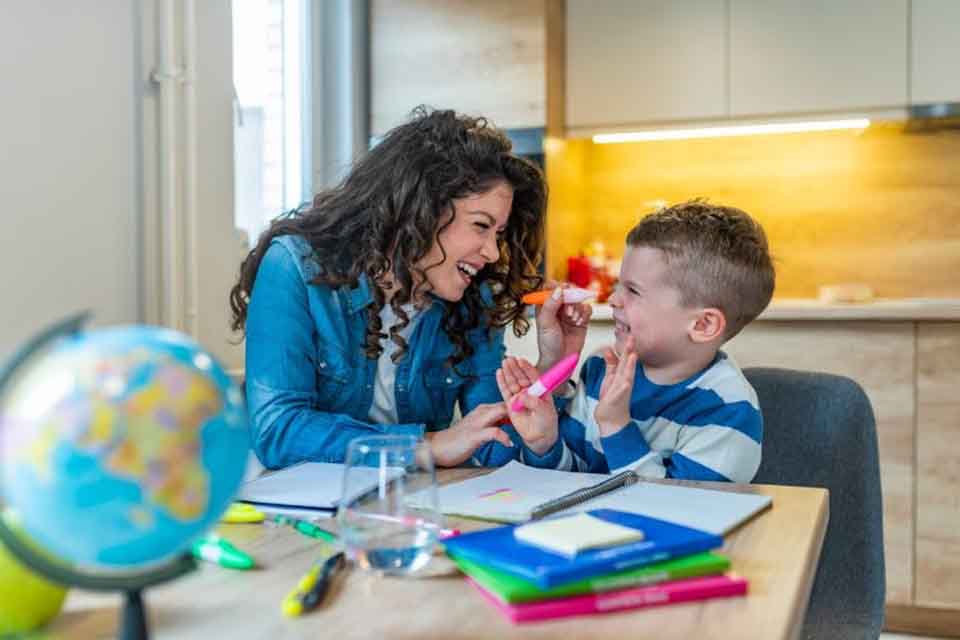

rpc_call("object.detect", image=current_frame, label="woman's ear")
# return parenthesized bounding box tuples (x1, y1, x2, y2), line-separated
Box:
(689, 307, 726, 343)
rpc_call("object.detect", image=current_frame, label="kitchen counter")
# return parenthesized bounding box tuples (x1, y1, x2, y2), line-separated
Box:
(588, 298, 960, 322)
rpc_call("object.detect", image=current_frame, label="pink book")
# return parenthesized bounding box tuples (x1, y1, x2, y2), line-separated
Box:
(467, 573, 748, 624)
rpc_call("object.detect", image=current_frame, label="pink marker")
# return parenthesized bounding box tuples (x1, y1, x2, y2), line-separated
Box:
(510, 353, 580, 413)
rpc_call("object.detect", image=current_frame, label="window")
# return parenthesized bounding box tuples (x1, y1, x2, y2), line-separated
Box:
(232, 0, 309, 246)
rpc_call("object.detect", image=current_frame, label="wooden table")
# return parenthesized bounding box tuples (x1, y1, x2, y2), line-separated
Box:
(48, 470, 828, 640)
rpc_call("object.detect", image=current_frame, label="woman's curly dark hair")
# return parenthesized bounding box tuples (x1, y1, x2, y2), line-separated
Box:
(229, 107, 546, 369)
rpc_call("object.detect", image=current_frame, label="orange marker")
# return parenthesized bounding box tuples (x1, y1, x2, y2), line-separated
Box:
(521, 287, 595, 305)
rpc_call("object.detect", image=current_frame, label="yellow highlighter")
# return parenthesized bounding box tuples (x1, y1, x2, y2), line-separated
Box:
(221, 502, 266, 524)
(282, 564, 321, 617)
(282, 552, 346, 617)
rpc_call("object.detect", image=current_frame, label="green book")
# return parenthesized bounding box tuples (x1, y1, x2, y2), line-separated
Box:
(449, 551, 731, 604)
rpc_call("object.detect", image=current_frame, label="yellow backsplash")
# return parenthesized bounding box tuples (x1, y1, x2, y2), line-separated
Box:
(545, 123, 960, 298)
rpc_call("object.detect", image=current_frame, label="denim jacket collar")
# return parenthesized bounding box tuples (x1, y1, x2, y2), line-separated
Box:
(343, 274, 375, 314)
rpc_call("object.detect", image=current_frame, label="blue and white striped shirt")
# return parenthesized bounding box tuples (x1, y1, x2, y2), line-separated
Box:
(540, 351, 762, 482)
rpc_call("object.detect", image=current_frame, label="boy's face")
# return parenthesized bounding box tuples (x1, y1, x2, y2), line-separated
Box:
(608, 246, 700, 366)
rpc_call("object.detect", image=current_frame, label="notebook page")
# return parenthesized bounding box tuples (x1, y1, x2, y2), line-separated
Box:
(412, 461, 608, 522)
(415, 461, 771, 532)
(562, 482, 772, 535)
(237, 462, 403, 511)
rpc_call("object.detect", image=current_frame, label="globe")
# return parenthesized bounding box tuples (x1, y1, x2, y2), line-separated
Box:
(0, 314, 249, 637)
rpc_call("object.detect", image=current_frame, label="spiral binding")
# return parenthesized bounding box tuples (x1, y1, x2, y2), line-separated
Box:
(529, 470, 640, 520)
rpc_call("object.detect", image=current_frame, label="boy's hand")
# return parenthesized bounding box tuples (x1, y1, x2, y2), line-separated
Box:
(496, 358, 559, 456)
(595, 336, 638, 437)
(536, 282, 592, 374)
(427, 403, 512, 467)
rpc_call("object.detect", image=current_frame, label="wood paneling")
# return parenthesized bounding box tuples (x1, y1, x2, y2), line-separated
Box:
(547, 125, 960, 298)
(370, 0, 546, 135)
(886, 603, 960, 638)
(916, 323, 960, 607)
(544, 138, 588, 283)
(544, 0, 565, 138)
(724, 321, 916, 604)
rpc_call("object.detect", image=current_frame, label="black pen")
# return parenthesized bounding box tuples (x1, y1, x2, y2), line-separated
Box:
(298, 551, 346, 613)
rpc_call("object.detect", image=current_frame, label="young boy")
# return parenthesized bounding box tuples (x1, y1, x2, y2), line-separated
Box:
(497, 200, 775, 482)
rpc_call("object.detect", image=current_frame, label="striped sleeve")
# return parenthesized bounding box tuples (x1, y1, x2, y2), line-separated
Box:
(642, 359, 763, 482)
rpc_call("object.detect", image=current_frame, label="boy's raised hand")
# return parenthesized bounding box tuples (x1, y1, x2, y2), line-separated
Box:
(496, 356, 559, 456)
(595, 336, 638, 437)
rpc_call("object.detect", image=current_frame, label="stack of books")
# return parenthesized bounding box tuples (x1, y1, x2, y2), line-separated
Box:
(443, 509, 747, 624)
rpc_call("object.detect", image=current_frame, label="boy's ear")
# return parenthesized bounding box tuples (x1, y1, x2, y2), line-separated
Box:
(689, 307, 726, 343)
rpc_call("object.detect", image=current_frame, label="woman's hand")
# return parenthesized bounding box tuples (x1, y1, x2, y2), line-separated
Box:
(535, 283, 592, 374)
(594, 336, 637, 437)
(426, 403, 512, 467)
(496, 357, 559, 456)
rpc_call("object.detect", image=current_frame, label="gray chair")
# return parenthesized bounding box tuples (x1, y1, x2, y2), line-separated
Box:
(744, 367, 885, 640)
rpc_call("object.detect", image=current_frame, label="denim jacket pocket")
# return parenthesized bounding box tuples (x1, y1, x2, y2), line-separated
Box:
(314, 344, 350, 410)
(423, 362, 467, 427)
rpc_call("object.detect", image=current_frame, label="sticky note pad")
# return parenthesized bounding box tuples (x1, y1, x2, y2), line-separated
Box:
(514, 512, 645, 556)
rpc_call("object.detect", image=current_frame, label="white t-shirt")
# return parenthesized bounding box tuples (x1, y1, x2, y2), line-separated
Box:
(367, 302, 421, 424)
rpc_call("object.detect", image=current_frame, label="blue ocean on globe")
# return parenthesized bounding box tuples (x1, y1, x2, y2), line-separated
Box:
(0, 325, 249, 571)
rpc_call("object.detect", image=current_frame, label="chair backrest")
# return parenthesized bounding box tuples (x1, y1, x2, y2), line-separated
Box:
(744, 367, 885, 640)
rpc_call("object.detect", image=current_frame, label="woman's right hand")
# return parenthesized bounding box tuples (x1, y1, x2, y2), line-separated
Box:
(426, 403, 513, 467)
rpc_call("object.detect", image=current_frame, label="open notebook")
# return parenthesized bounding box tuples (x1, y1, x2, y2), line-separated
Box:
(408, 461, 771, 535)
(237, 462, 403, 513)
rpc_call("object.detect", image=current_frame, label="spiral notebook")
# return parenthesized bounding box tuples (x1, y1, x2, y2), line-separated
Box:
(410, 461, 771, 535)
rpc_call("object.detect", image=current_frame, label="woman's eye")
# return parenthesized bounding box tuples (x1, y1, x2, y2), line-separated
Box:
(475, 222, 490, 231)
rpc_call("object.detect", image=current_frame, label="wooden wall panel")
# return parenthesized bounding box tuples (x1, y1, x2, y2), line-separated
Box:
(916, 323, 960, 607)
(724, 322, 916, 604)
(370, 0, 546, 135)
(547, 125, 960, 298)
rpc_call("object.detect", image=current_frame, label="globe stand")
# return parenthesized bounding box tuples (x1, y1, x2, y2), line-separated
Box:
(121, 589, 148, 640)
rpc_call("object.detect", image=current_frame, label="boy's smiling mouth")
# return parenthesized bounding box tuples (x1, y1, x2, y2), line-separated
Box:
(613, 315, 631, 336)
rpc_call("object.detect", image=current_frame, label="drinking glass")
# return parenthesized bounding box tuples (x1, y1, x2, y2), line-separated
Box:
(337, 435, 441, 576)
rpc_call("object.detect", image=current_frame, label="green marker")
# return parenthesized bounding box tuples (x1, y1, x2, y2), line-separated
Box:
(270, 515, 338, 544)
(191, 535, 255, 570)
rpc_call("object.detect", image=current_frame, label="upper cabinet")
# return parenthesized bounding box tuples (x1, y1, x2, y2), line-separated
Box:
(564, 0, 960, 132)
(729, 0, 907, 117)
(565, 0, 726, 133)
(910, 0, 960, 105)
(369, 0, 546, 137)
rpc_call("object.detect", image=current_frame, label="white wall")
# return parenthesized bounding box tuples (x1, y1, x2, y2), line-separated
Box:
(0, 1, 244, 369)
(0, 1, 142, 359)
(193, 0, 248, 371)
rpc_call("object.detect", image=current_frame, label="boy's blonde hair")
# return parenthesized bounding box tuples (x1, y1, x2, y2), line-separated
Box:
(626, 200, 775, 340)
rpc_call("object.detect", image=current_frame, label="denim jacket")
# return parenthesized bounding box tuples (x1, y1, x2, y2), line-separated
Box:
(245, 235, 563, 470)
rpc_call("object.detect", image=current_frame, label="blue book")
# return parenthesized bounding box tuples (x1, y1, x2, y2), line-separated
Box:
(442, 509, 723, 589)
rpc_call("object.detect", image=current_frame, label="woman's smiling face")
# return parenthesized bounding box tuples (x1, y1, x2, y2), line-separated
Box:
(416, 180, 513, 302)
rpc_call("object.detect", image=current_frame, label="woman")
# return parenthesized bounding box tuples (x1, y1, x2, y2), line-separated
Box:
(230, 108, 590, 470)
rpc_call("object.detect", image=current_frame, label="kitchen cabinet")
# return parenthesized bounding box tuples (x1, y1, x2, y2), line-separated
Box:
(915, 323, 960, 608)
(369, 0, 546, 136)
(910, 0, 960, 105)
(728, 0, 908, 117)
(565, 0, 726, 133)
(564, 0, 920, 131)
